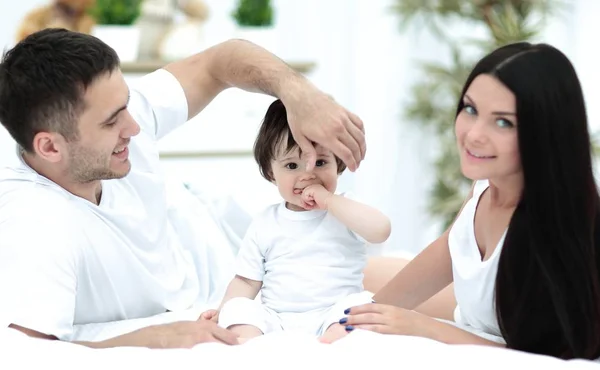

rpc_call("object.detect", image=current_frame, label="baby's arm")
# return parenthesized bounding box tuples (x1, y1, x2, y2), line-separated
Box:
(218, 275, 262, 311)
(302, 185, 391, 243)
(203, 275, 262, 322)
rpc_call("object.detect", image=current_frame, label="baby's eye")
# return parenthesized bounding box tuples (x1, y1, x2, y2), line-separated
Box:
(316, 160, 327, 167)
(285, 163, 298, 170)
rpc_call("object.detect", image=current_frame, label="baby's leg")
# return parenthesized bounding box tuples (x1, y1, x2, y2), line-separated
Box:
(319, 291, 375, 343)
(218, 297, 279, 343)
(320, 323, 348, 343)
(228, 324, 264, 342)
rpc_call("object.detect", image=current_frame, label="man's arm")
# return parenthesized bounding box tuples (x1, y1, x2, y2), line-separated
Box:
(162, 39, 366, 172)
(10, 321, 239, 348)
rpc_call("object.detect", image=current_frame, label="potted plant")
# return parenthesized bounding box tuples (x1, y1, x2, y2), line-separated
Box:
(231, 0, 276, 52)
(89, 0, 143, 62)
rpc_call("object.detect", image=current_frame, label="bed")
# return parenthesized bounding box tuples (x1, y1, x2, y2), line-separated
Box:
(1, 180, 598, 368)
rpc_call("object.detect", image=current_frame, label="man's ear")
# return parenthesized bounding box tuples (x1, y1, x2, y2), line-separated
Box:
(31, 131, 67, 163)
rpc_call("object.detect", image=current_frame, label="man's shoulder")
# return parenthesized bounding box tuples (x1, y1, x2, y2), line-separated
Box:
(126, 69, 189, 140)
(0, 168, 80, 222)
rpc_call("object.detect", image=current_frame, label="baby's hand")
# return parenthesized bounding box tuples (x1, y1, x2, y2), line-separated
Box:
(199, 309, 219, 323)
(301, 184, 332, 210)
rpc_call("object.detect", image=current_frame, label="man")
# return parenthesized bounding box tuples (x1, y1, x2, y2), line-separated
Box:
(0, 29, 366, 349)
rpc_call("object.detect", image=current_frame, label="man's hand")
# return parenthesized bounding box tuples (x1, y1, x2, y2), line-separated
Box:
(81, 320, 239, 349)
(301, 184, 332, 210)
(199, 309, 219, 323)
(284, 90, 366, 172)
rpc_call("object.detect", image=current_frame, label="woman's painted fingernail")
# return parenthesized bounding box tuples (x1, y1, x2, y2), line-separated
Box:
(344, 308, 350, 315)
(345, 325, 354, 332)
(339, 317, 348, 324)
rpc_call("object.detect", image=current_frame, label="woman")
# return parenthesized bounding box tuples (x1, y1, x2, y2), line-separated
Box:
(340, 42, 600, 360)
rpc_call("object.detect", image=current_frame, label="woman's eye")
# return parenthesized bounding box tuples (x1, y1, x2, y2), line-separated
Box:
(285, 163, 298, 170)
(464, 104, 476, 115)
(496, 118, 514, 128)
(316, 160, 326, 167)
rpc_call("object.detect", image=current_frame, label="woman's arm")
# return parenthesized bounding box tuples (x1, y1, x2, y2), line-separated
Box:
(417, 314, 505, 346)
(373, 182, 476, 310)
(342, 303, 505, 347)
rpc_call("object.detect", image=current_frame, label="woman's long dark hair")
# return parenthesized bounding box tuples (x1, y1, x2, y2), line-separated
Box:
(456, 43, 600, 359)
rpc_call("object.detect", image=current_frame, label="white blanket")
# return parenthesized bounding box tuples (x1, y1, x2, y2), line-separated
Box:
(0, 326, 597, 370)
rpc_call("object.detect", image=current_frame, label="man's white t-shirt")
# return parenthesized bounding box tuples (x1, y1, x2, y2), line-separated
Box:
(0, 70, 203, 340)
(235, 197, 368, 313)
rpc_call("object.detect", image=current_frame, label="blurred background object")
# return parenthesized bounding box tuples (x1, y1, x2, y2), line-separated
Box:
(232, 0, 275, 52)
(392, 0, 564, 229)
(138, 0, 210, 61)
(90, 0, 143, 62)
(3, 0, 600, 257)
(15, 0, 96, 42)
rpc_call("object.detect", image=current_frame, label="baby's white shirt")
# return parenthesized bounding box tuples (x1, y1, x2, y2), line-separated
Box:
(235, 193, 368, 313)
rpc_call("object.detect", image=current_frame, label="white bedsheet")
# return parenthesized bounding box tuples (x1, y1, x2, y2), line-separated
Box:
(0, 325, 598, 370)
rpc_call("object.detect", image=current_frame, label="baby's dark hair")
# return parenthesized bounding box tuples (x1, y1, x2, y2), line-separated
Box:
(253, 99, 346, 182)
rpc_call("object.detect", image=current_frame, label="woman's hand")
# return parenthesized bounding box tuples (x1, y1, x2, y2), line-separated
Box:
(338, 303, 425, 336)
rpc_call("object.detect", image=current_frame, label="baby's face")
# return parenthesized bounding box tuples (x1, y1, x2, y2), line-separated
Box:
(270, 144, 338, 211)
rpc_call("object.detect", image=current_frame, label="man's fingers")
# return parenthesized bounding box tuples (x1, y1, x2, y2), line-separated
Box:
(330, 139, 357, 172)
(294, 133, 317, 172)
(348, 110, 365, 133)
(338, 129, 362, 170)
(346, 116, 366, 160)
(210, 326, 240, 345)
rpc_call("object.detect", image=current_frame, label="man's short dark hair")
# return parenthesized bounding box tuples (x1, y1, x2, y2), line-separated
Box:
(253, 99, 346, 181)
(0, 28, 120, 152)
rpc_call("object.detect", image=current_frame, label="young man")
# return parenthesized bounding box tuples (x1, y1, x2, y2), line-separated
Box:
(0, 29, 366, 349)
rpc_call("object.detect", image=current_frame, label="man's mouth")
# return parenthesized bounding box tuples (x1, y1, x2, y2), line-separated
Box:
(112, 145, 129, 159)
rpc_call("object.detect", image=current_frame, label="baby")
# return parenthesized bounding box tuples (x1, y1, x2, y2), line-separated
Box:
(203, 99, 391, 343)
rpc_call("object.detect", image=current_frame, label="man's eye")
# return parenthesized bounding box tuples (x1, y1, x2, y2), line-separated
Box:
(285, 163, 298, 170)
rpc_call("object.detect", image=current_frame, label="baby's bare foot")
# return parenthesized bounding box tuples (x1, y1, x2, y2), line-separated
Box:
(319, 323, 349, 344)
(237, 337, 253, 344)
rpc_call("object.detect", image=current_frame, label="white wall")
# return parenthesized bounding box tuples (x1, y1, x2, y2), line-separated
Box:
(2, 0, 600, 256)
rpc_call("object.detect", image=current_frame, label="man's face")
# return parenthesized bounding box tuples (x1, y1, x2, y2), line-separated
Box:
(66, 70, 140, 183)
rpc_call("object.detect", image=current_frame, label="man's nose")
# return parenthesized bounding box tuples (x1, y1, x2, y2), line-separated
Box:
(121, 110, 140, 138)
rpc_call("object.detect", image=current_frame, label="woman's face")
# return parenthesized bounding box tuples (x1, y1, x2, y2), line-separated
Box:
(455, 74, 522, 182)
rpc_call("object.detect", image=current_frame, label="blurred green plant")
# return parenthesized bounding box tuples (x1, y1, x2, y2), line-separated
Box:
(232, 0, 274, 27)
(89, 0, 142, 26)
(392, 0, 565, 229)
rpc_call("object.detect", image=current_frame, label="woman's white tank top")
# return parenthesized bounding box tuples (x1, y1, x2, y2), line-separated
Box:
(448, 180, 506, 339)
